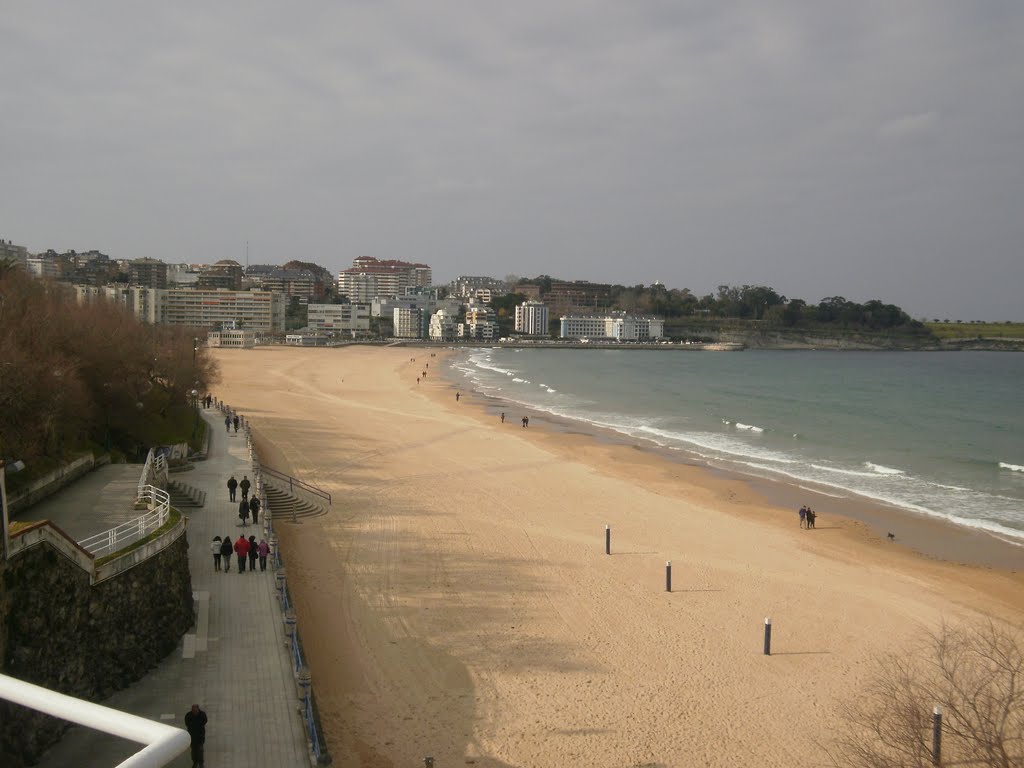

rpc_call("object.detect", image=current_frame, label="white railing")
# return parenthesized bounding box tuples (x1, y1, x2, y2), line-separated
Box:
(137, 449, 169, 499)
(0, 673, 190, 768)
(79, 486, 172, 557)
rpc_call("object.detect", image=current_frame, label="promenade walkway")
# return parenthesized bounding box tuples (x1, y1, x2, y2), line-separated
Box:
(34, 408, 313, 767)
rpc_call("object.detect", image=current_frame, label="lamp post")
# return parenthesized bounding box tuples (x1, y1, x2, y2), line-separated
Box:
(191, 389, 199, 441)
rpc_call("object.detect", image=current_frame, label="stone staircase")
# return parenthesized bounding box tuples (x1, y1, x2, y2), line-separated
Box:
(167, 479, 206, 509)
(263, 482, 327, 521)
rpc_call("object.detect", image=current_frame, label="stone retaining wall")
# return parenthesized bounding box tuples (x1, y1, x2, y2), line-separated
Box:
(0, 533, 193, 766)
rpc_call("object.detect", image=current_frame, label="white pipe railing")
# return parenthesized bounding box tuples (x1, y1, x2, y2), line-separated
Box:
(137, 450, 169, 499)
(78, 486, 172, 557)
(0, 673, 190, 768)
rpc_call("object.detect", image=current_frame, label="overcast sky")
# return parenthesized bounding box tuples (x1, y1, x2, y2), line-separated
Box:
(3, 2, 1023, 320)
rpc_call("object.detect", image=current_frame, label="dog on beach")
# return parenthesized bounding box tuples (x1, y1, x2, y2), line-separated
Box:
(887, 532, 896, 541)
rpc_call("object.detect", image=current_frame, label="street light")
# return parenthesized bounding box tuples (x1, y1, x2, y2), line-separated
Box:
(190, 389, 199, 441)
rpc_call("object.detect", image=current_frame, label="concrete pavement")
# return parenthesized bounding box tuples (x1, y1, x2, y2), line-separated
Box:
(35, 408, 314, 767)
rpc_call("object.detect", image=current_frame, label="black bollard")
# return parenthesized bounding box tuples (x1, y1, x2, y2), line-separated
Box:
(605, 525, 611, 555)
(666, 561, 672, 592)
(763, 617, 772, 655)
(932, 706, 942, 765)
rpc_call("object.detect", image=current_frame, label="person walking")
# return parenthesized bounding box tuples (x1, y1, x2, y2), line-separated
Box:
(247, 535, 258, 572)
(799, 506, 806, 529)
(500, 412, 505, 423)
(234, 534, 249, 572)
(238, 498, 250, 526)
(226, 475, 238, 502)
(232, 415, 239, 433)
(219, 534, 234, 572)
(249, 495, 261, 526)
(257, 538, 270, 571)
(224, 414, 231, 433)
(184, 704, 207, 768)
(455, 391, 460, 402)
(211, 536, 222, 571)
(239, 475, 251, 501)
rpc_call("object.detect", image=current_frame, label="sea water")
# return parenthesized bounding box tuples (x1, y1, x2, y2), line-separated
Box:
(450, 349, 1024, 543)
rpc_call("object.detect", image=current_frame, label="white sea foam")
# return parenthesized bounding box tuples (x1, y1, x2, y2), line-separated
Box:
(865, 462, 904, 475)
(999, 462, 1024, 473)
(735, 423, 764, 433)
(811, 464, 879, 478)
(512, 378, 525, 383)
(546, 388, 557, 393)
(797, 485, 846, 499)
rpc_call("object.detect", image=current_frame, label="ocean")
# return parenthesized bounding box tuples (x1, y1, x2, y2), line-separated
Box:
(449, 348, 1024, 544)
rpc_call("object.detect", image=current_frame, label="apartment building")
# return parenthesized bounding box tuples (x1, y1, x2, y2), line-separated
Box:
(129, 258, 168, 289)
(162, 288, 284, 331)
(514, 301, 550, 336)
(306, 303, 371, 334)
(0, 239, 29, 267)
(393, 307, 427, 339)
(197, 260, 243, 291)
(428, 309, 457, 341)
(262, 268, 327, 302)
(337, 257, 432, 302)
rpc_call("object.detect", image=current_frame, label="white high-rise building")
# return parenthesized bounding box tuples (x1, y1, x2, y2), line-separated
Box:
(514, 301, 549, 336)
(307, 303, 371, 334)
(428, 309, 457, 341)
(393, 307, 426, 339)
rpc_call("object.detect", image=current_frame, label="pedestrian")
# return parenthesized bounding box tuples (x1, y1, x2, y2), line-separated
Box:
(211, 536, 222, 571)
(258, 538, 270, 571)
(234, 534, 249, 572)
(808, 509, 817, 529)
(224, 414, 231, 433)
(239, 475, 251, 501)
(525, 416, 529, 427)
(249, 495, 260, 526)
(799, 506, 806, 529)
(232, 415, 239, 433)
(238, 498, 250, 526)
(522, 416, 527, 428)
(184, 704, 207, 768)
(500, 412, 505, 423)
(227, 475, 237, 502)
(219, 534, 233, 572)
(248, 535, 258, 572)
(456, 392, 460, 402)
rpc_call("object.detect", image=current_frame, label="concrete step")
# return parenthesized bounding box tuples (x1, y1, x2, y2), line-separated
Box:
(168, 480, 206, 508)
(263, 484, 327, 521)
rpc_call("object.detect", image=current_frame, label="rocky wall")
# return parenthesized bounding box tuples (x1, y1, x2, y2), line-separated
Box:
(0, 535, 193, 767)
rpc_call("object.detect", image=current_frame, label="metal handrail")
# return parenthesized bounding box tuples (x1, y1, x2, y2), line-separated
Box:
(260, 464, 331, 504)
(137, 449, 169, 498)
(78, 485, 172, 557)
(0, 673, 190, 768)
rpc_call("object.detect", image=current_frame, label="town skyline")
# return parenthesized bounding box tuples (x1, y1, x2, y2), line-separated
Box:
(4, 2, 1023, 322)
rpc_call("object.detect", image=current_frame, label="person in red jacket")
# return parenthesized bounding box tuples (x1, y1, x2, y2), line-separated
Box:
(234, 534, 250, 573)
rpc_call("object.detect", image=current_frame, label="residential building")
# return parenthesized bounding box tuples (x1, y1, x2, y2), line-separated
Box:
(243, 264, 276, 289)
(197, 260, 243, 290)
(428, 309, 457, 342)
(545, 281, 613, 316)
(25, 256, 64, 279)
(514, 301, 550, 336)
(208, 329, 257, 348)
(0, 239, 29, 268)
(393, 307, 427, 339)
(129, 258, 168, 289)
(450, 275, 508, 300)
(459, 306, 499, 340)
(262, 268, 327, 302)
(372, 295, 461, 319)
(337, 257, 432, 302)
(559, 312, 665, 341)
(306, 303, 371, 335)
(162, 288, 284, 332)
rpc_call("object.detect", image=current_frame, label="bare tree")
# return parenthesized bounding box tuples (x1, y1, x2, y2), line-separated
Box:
(830, 620, 1024, 767)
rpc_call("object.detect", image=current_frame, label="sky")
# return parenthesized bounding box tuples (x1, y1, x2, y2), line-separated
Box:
(2, 1, 1023, 321)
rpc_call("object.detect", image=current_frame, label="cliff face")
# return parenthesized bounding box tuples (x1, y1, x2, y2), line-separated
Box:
(0, 536, 193, 767)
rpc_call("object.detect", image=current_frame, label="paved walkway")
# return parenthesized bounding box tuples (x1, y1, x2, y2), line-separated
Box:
(35, 409, 312, 767)
(16, 464, 142, 542)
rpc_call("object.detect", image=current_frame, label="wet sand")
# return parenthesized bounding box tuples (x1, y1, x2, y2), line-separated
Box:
(211, 345, 1024, 768)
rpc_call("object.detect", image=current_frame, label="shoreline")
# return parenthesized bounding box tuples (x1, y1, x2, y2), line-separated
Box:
(210, 346, 1024, 767)
(440, 349, 1024, 573)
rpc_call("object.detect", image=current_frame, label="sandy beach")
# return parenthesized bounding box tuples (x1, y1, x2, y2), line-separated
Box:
(211, 346, 1024, 768)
